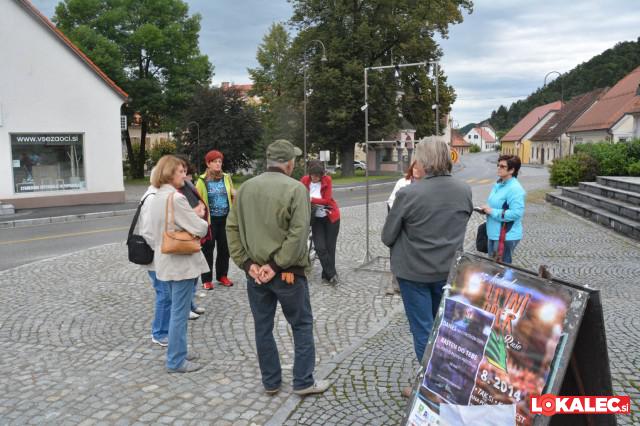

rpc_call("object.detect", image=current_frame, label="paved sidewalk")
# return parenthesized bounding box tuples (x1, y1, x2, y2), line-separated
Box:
(0, 179, 638, 424)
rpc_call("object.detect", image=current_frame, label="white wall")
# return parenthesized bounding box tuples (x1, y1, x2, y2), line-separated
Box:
(611, 115, 636, 142)
(0, 1, 124, 203)
(569, 130, 611, 145)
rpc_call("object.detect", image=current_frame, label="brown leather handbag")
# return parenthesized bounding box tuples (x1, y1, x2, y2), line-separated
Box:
(161, 192, 201, 254)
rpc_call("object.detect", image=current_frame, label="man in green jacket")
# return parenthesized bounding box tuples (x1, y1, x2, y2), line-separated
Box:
(226, 139, 330, 396)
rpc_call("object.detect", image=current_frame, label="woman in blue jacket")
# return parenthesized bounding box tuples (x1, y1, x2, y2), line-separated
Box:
(481, 155, 526, 264)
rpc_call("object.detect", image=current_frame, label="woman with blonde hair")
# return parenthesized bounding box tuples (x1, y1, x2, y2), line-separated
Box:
(382, 139, 473, 397)
(149, 155, 209, 373)
(387, 160, 426, 210)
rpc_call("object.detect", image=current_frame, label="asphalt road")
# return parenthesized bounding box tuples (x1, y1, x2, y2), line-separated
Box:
(0, 152, 546, 271)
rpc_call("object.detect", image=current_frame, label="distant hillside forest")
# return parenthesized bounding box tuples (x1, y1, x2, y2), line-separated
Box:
(488, 37, 640, 132)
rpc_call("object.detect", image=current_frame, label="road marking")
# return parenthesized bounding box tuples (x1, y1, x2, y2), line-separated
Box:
(0, 226, 129, 245)
(466, 178, 477, 183)
(478, 179, 493, 184)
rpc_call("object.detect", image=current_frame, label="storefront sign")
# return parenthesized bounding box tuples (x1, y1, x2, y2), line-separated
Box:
(404, 252, 590, 426)
(11, 133, 83, 146)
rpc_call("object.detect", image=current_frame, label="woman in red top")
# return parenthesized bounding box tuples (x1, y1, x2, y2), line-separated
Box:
(300, 161, 341, 285)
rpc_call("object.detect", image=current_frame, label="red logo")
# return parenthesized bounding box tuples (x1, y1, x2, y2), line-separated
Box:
(530, 395, 631, 415)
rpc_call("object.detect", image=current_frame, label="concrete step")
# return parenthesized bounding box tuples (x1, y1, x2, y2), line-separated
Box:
(560, 187, 640, 222)
(579, 182, 640, 207)
(597, 176, 640, 194)
(546, 192, 640, 240)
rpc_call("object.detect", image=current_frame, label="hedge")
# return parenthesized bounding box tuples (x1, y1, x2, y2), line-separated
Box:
(549, 139, 640, 186)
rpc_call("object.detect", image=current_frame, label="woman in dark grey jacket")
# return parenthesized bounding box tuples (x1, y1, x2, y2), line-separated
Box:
(382, 140, 472, 396)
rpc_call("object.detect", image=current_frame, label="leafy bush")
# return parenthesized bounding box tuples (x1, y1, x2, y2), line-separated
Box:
(575, 142, 628, 176)
(549, 153, 599, 187)
(150, 140, 177, 165)
(627, 161, 640, 176)
(469, 144, 481, 153)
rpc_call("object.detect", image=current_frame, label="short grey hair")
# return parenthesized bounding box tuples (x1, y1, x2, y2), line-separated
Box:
(266, 159, 290, 169)
(414, 139, 452, 176)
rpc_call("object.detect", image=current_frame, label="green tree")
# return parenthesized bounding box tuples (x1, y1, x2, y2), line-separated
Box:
(248, 23, 300, 165)
(54, 0, 213, 178)
(177, 87, 262, 174)
(288, 0, 472, 175)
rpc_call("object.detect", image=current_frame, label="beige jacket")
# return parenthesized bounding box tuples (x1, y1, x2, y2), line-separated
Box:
(149, 184, 209, 281)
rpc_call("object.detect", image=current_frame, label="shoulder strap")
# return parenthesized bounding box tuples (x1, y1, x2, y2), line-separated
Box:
(165, 192, 176, 233)
(128, 193, 154, 239)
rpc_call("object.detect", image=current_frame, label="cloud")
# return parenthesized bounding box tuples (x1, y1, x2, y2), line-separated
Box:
(439, 0, 640, 125)
(31, 0, 293, 85)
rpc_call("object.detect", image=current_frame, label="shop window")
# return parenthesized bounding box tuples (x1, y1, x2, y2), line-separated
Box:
(11, 133, 85, 194)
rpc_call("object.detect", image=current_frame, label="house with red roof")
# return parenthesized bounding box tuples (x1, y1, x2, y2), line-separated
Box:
(464, 126, 497, 151)
(221, 82, 261, 105)
(529, 88, 606, 164)
(451, 129, 472, 156)
(1, 0, 128, 209)
(500, 101, 562, 164)
(567, 66, 640, 145)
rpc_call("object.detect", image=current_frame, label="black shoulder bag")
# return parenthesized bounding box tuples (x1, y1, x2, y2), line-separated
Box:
(126, 193, 155, 265)
(475, 201, 509, 254)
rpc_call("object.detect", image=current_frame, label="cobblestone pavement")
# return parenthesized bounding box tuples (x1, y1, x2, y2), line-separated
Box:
(282, 175, 640, 425)
(1, 174, 638, 425)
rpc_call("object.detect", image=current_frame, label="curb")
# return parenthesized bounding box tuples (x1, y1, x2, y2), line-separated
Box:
(0, 209, 137, 229)
(333, 180, 398, 191)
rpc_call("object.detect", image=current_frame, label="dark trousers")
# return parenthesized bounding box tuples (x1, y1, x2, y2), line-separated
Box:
(311, 217, 340, 280)
(200, 215, 230, 283)
(246, 274, 316, 391)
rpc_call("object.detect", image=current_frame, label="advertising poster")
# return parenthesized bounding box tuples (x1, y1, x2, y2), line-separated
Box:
(423, 299, 495, 405)
(406, 253, 589, 426)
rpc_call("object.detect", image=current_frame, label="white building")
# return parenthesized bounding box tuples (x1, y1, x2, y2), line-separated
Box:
(464, 126, 497, 151)
(0, 0, 128, 208)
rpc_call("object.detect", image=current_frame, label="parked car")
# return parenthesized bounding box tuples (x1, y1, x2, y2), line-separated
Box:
(353, 161, 367, 170)
(336, 161, 367, 170)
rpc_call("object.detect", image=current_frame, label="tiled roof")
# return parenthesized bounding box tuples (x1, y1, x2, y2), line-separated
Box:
(530, 88, 607, 141)
(16, 0, 128, 100)
(475, 127, 496, 142)
(568, 66, 640, 133)
(501, 101, 563, 142)
(451, 130, 471, 147)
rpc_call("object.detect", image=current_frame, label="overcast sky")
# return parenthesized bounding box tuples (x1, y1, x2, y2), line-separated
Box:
(33, 0, 640, 126)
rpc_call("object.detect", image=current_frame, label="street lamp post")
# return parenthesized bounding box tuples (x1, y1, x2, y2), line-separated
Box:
(186, 121, 200, 172)
(543, 71, 564, 158)
(303, 40, 327, 175)
(361, 60, 439, 265)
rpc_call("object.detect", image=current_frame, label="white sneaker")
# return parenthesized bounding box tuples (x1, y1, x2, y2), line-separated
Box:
(189, 311, 200, 320)
(293, 380, 331, 396)
(151, 335, 168, 347)
(193, 307, 205, 315)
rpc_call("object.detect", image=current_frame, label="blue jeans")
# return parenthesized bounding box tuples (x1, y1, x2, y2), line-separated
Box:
(246, 274, 315, 391)
(149, 271, 170, 340)
(488, 239, 520, 264)
(191, 279, 198, 312)
(165, 277, 197, 370)
(397, 278, 446, 363)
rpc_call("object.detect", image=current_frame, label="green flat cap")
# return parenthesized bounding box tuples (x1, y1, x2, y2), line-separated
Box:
(267, 139, 303, 162)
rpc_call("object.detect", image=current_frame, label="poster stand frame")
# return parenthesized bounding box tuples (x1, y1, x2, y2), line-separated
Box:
(401, 252, 615, 426)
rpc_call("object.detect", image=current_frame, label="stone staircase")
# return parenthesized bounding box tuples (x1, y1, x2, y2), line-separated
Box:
(546, 176, 640, 240)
